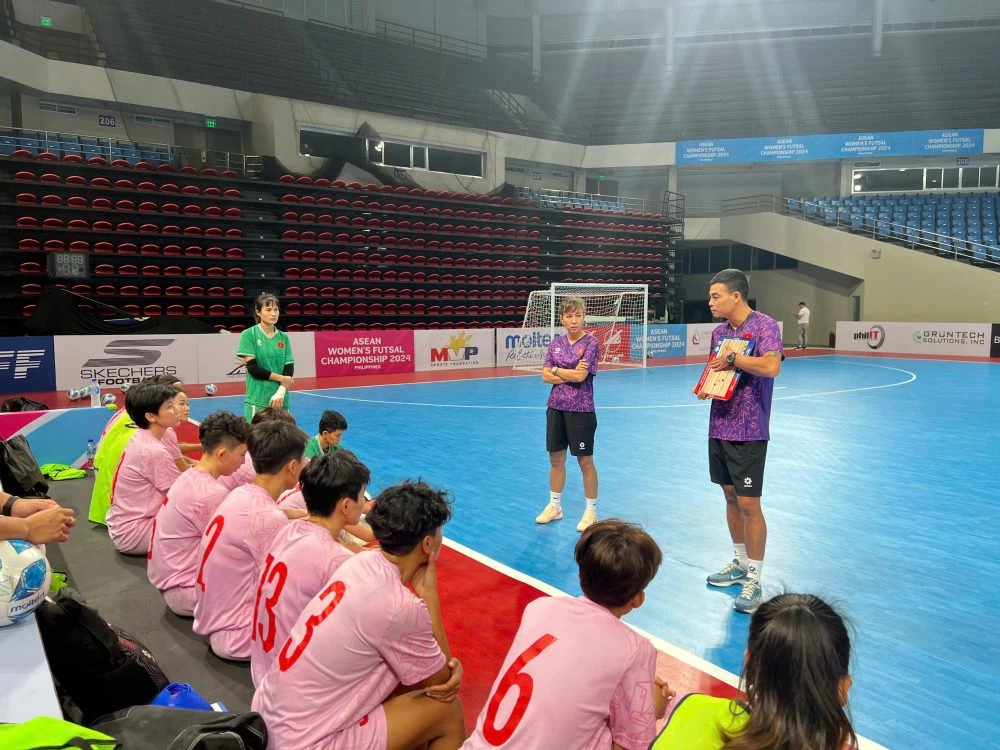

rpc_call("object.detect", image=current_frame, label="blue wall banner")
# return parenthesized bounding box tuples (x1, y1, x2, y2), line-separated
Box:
(632, 324, 688, 359)
(0, 337, 56, 395)
(677, 129, 984, 165)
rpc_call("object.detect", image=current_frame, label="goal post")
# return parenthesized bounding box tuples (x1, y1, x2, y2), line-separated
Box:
(515, 283, 649, 371)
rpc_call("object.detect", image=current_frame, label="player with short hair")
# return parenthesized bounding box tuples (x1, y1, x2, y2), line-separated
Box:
(535, 296, 601, 532)
(148, 411, 251, 616)
(218, 407, 297, 493)
(252, 480, 465, 750)
(304, 410, 349, 459)
(463, 519, 671, 749)
(695, 269, 783, 614)
(193, 420, 308, 660)
(249, 449, 370, 685)
(106, 382, 181, 555)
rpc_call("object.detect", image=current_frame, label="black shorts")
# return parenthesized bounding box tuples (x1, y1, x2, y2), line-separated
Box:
(546, 408, 597, 457)
(708, 438, 768, 497)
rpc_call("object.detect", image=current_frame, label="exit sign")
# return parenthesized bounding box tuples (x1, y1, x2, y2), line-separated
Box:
(205, 119, 217, 129)
(40, 17, 52, 27)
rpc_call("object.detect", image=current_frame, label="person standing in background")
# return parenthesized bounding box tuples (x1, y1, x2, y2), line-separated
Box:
(794, 302, 810, 350)
(238, 293, 295, 421)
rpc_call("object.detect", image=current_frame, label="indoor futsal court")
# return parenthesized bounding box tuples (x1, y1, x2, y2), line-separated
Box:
(185, 352, 995, 750)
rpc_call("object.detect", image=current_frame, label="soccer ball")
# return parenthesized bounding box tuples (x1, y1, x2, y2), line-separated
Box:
(0, 540, 51, 627)
(120, 382, 133, 393)
(204, 383, 218, 396)
(102, 393, 117, 406)
(67, 388, 83, 401)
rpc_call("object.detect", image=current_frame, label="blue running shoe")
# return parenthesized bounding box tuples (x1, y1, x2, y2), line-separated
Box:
(706, 559, 747, 587)
(733, 579, 762, 614)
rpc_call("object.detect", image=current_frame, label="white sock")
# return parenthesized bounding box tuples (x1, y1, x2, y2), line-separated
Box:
(734, 544, 747, 569)
(549, 491, 562, 508)
(746, 558, 763, 584)
(585, 497, 597, 513)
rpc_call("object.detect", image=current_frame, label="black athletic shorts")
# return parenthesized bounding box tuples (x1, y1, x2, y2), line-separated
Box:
(546, 408, 597, 457)
(708, 438, 768, 497)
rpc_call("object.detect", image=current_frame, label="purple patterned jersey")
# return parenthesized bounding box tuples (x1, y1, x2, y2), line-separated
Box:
(708, 311, 784, 441)
(544, 333, 600, 413)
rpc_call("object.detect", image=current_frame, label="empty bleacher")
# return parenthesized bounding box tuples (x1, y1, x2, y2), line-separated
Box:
(788, 193, 1000, 267)
(1, 137, 681, 334)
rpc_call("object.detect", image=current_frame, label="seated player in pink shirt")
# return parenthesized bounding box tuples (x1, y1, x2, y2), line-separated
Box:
(161, 385, 200, 473)
(106, 382, 182, 555)
(250, 449, 370, 686)
(252, 481, 466, 750)
(463, 519, 673, 750)
(218, 407, 296, 492)
(148, 411, 251, 616)
(193, 420, 309, 660)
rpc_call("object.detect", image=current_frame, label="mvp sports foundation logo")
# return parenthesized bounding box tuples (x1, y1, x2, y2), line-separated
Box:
(429, 331, 480, 367)
(80, 339, 179, 386)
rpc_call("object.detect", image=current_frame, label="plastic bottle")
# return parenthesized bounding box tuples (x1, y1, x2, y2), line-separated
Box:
(90, 377, 101, 408)
(85, 439, 97, 473)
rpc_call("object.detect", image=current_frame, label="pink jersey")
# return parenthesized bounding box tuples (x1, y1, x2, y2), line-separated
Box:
(276, 486, 305, 512)
(249, 521, 353, 686)
(107, 429, 181, 554)
(219, 452, 255, 492)
(148, 467, 228, 593)
(192, 484, 289, 656)
(162, 427, 182, 460)
(252, 551, 446, 750)
(463, 596, 659, 750)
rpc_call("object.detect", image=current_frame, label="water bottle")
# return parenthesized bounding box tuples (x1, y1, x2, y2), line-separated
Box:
(85, 439, 97, 474)
(90, 377, 101, 408)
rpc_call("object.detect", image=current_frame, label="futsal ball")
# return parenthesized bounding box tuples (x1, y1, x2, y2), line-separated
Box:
(67, 388, 82, 401)
(205, 383, 218, 396)
(0, 539, 51, 627)
(120, 382, 132, 393)
(102, 393, 117, 406)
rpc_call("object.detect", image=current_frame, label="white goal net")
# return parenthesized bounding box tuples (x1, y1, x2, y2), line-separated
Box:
(515, 283, 649, 371)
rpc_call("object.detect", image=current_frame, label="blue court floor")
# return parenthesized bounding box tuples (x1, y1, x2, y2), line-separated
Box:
(189, 355, 1000, 750)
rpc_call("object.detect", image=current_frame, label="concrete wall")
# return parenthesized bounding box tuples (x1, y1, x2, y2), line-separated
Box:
(684, 265, 860, 347)
(720, 212, 1000, 323)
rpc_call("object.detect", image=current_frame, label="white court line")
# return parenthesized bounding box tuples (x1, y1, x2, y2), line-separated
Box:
(444, 537, 889, 750)
(299, 361, 917, 411)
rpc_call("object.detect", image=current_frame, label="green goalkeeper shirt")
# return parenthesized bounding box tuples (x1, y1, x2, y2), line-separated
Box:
(238, 324, 294, 410)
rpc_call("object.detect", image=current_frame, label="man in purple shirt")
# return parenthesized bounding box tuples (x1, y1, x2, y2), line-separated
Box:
(693, 269, 784, 614)
(536, 297, 601, 533)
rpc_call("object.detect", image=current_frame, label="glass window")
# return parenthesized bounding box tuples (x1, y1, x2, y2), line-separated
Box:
(383, 142, 411, 168)
(851, 169, 923, 192)
(942, 168, 959, 188)
(730, 245, 751, 270)
(428, 148, 483, 177)
(961, 168, 980, 188)
(709, 247, 730, 273)
(690, 251, 710, 274)
(753, 248, 775, 270)
(775, 254, 798, 270)
(925, 168, 942, 189)
(979, 166, 997, 188)
(412, 147, 426, 169)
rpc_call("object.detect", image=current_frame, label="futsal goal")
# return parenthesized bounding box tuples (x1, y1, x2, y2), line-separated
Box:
(515, 283, 649, 371)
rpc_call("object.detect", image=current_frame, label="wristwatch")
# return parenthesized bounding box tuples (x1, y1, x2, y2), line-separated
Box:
(725, 351, 738, 366)
(1, 495, 21, 517)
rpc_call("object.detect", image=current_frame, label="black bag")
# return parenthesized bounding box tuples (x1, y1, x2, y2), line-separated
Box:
(1, 396, 49, 412)
(0, 434, 50, 497)
(91, 706, 268, 750)
(35, 589, 170, 725)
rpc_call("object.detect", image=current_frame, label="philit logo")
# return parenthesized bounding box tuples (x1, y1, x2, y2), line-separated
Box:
(853, 325, 885, 350)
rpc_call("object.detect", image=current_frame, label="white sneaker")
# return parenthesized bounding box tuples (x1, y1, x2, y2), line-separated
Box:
(535, 503, 564, 524)
(576, 508, 597, 532)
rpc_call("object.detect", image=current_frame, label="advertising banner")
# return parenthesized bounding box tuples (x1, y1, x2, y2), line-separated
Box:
(0, 336, 56, 395)
(413, 329, 496, 371)
(195, 331, 317, 385)
(632, 324, 687, 359)
(992, 324, 1000, 359)
(677, 129, 984, 165)
(835, 322, 991, 357)
(54, 334, 202, 390)
(314, 330, 414, 377)
(495, 327, 557, 367)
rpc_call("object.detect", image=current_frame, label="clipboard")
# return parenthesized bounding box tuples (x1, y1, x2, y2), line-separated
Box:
(695, 336, 756, 400)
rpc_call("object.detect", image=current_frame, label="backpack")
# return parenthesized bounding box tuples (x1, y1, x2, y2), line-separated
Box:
(91, 706, 268, 750)
(0, 434, 50, 497)
(35, 589, 170, 725)
(1, 396, 49, 412)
